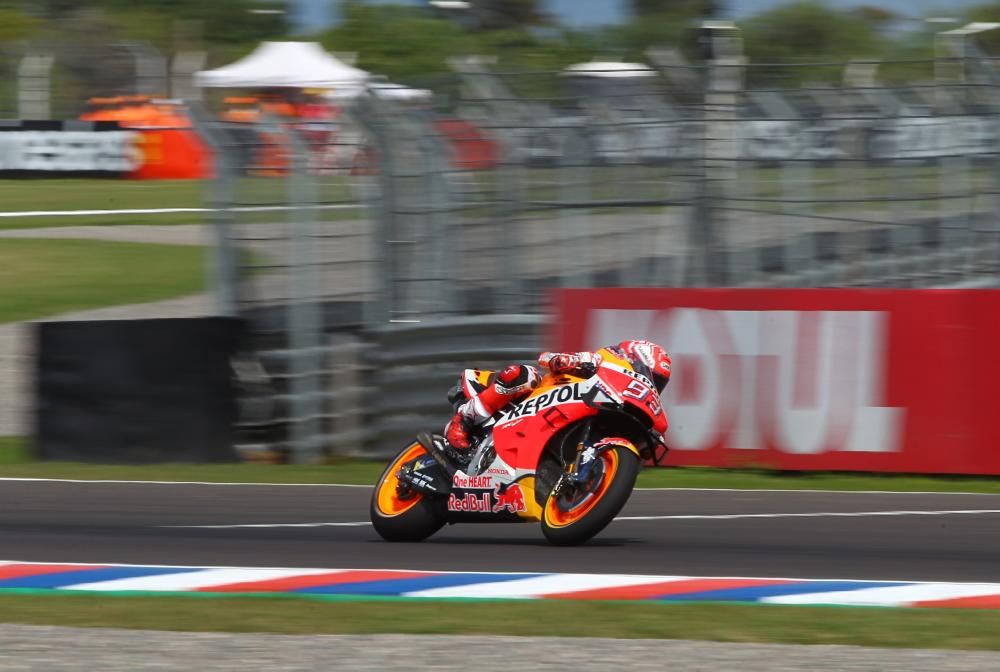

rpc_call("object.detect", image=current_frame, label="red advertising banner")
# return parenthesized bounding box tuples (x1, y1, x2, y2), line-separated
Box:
(552, 289, 1000, 475)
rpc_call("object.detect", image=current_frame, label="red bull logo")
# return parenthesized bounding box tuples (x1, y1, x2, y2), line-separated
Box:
(448, 492, 492, 512)
(492, 483, 527, 514)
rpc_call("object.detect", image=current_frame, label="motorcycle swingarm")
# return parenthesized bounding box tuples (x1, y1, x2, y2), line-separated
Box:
(396, 455, 452, 497)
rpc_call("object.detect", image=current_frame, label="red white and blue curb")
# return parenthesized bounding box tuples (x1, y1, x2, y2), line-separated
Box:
(2, 561, 1000, 608)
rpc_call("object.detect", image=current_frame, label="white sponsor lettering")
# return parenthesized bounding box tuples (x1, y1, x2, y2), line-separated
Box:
(587, 308, 904, 455)
(0, 131, 141, 172)
(516, 115, 998, 165)
(451, 473, 493, 489)
(500, 383, 586, 421)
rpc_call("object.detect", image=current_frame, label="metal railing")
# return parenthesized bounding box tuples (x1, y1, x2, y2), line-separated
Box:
(197, 51, 1000, 461)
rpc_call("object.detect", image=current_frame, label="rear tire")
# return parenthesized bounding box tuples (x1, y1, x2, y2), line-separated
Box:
(540, 444, 639, 546)
(370, 442, 446, 542)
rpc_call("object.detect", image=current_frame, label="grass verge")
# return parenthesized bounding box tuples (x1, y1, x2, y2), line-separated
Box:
(0, 438, 29, 465)
(1, 438, 1000, 494)
(0, 593, 996, 649)
(0, 178, 359, 229)
(0, 179, 206, 228)
(0, 239, 204, 324)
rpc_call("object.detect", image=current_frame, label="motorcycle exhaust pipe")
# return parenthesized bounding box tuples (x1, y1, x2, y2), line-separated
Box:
(416, 431, 458, 478)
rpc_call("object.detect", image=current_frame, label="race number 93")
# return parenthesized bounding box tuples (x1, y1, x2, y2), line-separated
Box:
(623, 379, 661, 415)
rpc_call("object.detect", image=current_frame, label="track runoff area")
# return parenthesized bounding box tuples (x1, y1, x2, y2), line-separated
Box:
(2, 477, 1000, 609)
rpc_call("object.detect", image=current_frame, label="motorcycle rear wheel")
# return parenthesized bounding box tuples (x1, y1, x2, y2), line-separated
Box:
(370, 441, 446, 542)
(540, 444, 639, 546)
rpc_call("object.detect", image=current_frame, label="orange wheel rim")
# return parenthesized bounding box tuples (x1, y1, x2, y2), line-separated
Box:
(543, 449, 619, 528)
(375, 443, 427, 517)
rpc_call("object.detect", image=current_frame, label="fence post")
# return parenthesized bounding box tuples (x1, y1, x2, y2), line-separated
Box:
(285, 125, 325, 463)
(450, 57, 527, 311)
(115, 41, 168, 97)
(171, 51, 206, 102)
(354, 94, 395, 327)
(559, 128, 594, 288)
(17, 53, 54, 120)
(694, 22, 745, 286)
(412, 108, 458, 317)
(187, 104, 240, 317)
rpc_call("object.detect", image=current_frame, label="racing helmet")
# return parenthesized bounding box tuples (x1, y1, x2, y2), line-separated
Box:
(618, 339, 671, 393)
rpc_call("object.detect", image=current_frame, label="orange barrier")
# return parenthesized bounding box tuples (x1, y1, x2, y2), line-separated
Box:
(80, 96, 211, 179)
(129, 129, 213, 180)
(435, 118, 500, 170)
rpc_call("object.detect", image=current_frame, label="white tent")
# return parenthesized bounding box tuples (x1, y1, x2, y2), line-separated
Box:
(326, 81, 433, 102)
(195, 41, 369, 89)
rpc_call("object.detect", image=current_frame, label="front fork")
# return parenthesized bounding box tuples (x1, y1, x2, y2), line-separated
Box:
(552, 422, 601, 497)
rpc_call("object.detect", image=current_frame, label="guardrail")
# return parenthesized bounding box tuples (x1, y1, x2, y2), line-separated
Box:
(230, 314, 545, 460)
(362, 315, 546, 457)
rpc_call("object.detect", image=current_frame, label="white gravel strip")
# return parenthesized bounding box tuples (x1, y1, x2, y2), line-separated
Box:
(0, 627, 997, 671)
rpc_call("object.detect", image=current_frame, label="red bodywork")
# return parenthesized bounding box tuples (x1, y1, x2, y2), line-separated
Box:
(491, 351, 668, 471)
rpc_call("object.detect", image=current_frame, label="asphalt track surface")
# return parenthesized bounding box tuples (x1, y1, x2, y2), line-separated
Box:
(2, 479, 1000, 583)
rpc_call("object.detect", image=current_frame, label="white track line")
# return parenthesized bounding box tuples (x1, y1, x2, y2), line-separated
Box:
(165, 509, 1000, 529)
(0, 204, 360, 218)
(0, 559, 539, 577)
(0, 478, 369, 487)
(633, 487, 1000, 496)
(162, 521, 371, 528)
(4, 559, 997, 587)
(2, 477, 998, 497)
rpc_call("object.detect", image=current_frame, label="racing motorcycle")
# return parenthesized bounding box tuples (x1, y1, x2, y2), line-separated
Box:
(370, 347, 669, 546)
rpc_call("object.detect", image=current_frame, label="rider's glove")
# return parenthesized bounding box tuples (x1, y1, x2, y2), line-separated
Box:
(574, 352, 600, 376)
(549, 354, 574, 373)
(539, 351, 601, 376)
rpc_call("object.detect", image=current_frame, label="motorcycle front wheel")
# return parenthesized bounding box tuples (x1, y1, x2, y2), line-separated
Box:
(540, 443, 640, 546)
(370, 441, 446, 542)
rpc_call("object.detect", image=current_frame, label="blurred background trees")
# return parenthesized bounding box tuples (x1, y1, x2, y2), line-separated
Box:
(0, 0, 998, 86)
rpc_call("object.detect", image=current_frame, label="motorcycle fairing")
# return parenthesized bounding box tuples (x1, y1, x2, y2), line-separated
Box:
(445, 471, 542, 522)
(491, 375, 596, 472)
(594, 361, 669, 435)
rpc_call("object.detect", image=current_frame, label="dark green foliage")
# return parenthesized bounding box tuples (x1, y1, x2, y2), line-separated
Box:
(630, 0, 723, 18)
(26, 0, 289, 45)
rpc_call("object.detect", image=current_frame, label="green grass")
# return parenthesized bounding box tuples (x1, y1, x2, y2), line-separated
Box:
(2, 437, 1000, 494)
(0, 239, 205, 324)
(0, 178, 361, 229)
(0, 594, 996, 649)
(0, 179, 207, 228)
(0, 437, 28, 465)
(0, 165, 975, 233)
(634, 467, 1000, 494)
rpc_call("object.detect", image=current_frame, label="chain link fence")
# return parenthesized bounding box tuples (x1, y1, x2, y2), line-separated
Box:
(191, 103, 380, 460)
(196, 51, 1000, 461)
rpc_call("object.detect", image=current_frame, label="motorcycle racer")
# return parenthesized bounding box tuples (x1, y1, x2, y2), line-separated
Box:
(444, 339, 672, 451)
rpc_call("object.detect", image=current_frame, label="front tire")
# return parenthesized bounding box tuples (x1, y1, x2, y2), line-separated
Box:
(540, 444, 639, 546)
(370, 442, 446, 542)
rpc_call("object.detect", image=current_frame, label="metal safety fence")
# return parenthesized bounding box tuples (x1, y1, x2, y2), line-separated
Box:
(195, 46, 1000, 461)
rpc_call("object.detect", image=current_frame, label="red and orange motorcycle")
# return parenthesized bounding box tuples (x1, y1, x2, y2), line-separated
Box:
(370, 347, 669, 546)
